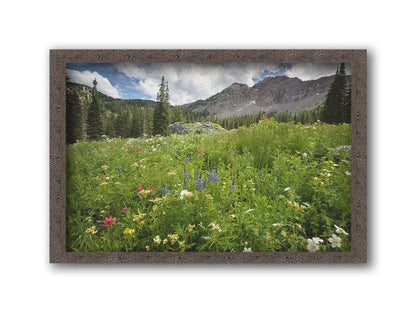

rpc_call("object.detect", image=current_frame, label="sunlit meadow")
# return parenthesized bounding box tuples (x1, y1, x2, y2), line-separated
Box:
(66, 119, 351, 252)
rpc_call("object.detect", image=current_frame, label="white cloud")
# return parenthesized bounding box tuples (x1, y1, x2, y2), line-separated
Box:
(66, 69, 121, 98)
(284, 63, 351, 81)
(116, 63, 283, 105)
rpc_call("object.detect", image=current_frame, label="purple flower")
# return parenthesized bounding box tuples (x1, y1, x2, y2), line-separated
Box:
(186, 157, 190, 164)
(163, 183, 170, 195)
(184, 166, 190, 179)
(118, 166, 123, 172)
(196, 171, 205, 191)
(230, 178, 236, 191)
(183, 178, 188, 189)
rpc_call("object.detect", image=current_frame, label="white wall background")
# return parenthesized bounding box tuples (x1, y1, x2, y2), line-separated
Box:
(1, 1, 414, 311)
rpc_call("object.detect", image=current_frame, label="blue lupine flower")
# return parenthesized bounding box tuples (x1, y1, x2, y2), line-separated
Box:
(230, 178, 236, 191)
(186, 157, 190, 164)
(196, 171, 205, 190)
(184, 166, 190, 179)
(118, 166, 123, 172)
(174, 193, 179, 198)
(215, 166, 220, 182)
(163, 183, 170, 195)
(183, 178, 188, 189)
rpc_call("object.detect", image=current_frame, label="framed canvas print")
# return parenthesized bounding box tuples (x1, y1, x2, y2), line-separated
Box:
(50, 49, 367, 263)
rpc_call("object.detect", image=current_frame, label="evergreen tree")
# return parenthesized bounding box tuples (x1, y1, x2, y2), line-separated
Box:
(130, 109, 142, 137)
(153, 76, 171, 136)
(86, 79, 103, 140)
(341, 83, 351, 123)
(322, 63, 348, 124)
(172, 105, 184, 123)
(66, 80, 83, 144)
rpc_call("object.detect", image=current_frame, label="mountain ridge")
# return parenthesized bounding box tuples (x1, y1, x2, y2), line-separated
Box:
(181, 74, 349, 118)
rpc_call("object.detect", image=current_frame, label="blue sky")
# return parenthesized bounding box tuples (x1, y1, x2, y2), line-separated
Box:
(66, 63, 349, 105)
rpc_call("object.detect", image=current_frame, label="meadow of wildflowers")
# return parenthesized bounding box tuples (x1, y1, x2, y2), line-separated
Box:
(66, 119, 351, 252)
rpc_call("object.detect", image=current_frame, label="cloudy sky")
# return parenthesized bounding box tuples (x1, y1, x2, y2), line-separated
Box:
(66, 63, 350, 105)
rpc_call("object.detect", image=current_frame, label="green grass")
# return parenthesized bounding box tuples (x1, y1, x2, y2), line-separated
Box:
(66, 119, 351, 252)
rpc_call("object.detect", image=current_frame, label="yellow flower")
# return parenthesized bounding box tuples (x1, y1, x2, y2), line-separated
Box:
(277, 195, 285, 199)
(229, 214, 236, 219)
(153, 235, 162, 245)
(313, 177, 319, 181)
(133, 213, 147, 223)
(123, 228, 135, 236)
(150, 198, 163, 205)
(210, 223, 222, 232)
(85, 216, 93, 223)
(101, 165, 109, 171)
(187, 224, 196, 232)
(139, 190, 151, 196)
(167, 172, 176, 176)
(131, 162, 139, 168)
(168, 233, 180, 244)
(205, 194, 214, 200)
(163, 238, 168, 245)
(86, 226, 97, 235)
(145, 245, 151, 252)
(162, 211, 166, 215)
(179, 241, 185, 248)
(281, 230, 287, 237)
(100, 182, 108, 186)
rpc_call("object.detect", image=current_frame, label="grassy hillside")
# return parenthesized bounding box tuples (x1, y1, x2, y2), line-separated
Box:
(66, 120, 351, 252)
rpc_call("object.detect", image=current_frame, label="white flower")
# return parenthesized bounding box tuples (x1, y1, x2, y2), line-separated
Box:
(334, 225, 349, 235)
(180, 190, 192, 199)
(312, 237, 324, 244)
(307, 239, 319, 252)
(272, 222, 282, 227)
(333, 164, 338, 167)
(345, 171, 351, 176)
(201, 236, 211, 240)
(243, 247, 252, 252)
(244, 209, 255, 213)
(328, 234, 342, 248)
(327, 173, 332, 177)
(284, 187, 291, 191)
(302, 152, 308, 157)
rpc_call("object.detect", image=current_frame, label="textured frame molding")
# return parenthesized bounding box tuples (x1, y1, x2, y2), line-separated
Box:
(50, 49, 367, 263)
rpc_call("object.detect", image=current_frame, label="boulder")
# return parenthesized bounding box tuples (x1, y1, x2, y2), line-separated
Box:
(168, 122, 189, 135)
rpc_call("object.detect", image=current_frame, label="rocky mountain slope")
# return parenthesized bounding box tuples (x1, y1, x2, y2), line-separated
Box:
(182, 75, 348, 118)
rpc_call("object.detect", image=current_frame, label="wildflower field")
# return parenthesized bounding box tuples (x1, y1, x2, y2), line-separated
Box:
(66, 119, 351, 252)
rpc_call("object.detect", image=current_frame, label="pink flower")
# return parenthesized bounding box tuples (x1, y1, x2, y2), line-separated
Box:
(137, 187, 144, 192)
(147, 185, 153, 190)
(121, 207, 129, 213)
(103, 217, 116, 227)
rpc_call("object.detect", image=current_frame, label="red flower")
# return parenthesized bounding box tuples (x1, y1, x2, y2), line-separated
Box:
(196, 149, 200, 153)
(322, 121, 327, 125)
(137, 187, 144, 192)
(121, 207, 129, 213)
(264, 118, 269, 122)
(147, 185, 154, 190)
(103, 217, 116, 227)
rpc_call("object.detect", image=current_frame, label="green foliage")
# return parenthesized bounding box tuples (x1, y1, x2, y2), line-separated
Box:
(86, 79, 104, 140)
(66, 119, 351, 252)
(172, 105, 184, 123)
(66, 81, 83, 144)
(322, 63, 351, 124)
(153, 77, 171, 136)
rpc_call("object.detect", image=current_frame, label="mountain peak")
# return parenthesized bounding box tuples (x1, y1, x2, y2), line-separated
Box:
(183, 75, 340, 118)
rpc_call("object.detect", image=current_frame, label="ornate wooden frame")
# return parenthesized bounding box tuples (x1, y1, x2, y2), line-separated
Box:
(50, 49, 367, 263)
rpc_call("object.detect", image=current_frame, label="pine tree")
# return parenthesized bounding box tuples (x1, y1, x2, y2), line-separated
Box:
(322, 63, 348, 124)
(86, 79, 103, 140)
(66, 80, 83, 144)
(153, 76, 171, 136)
(172, 105, 184, 123)
(341, 83, 351, 123)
